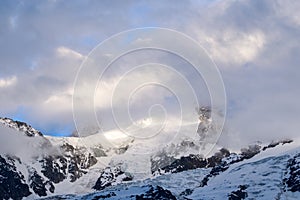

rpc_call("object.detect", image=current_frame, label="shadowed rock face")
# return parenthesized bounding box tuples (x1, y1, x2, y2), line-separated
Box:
(0, 117, 136, 199)
(0, 155, 31, 200)
(93, 166, 133, 191)
(196, 106, 212, 139)
(39, 142, 98, 184)
(135, 185, 177, 200)
(160, 154, 207, 174)
(28, 168, 55, 197)
(39, 156, 68, 184)
(0, 118, 99, 198)
(152, 147, 231, 174)
(152, 140, 294, 193)
(0, 142, 99, 199)
(150, 140, 200, 173)
(284, 153, 300, 192)
(228, 185, 248, 200)
(0, 117, 43, 137)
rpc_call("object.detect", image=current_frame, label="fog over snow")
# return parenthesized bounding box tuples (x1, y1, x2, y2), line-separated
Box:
(0, 0, 300, 149)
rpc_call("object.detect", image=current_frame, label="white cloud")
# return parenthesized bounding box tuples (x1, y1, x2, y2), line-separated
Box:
(0, 76, 17, 88)
(56, 46, 84, 60)
(202, 30, 265, 66)
(93, 64, 176, 109)
(44, 87, 73, 110)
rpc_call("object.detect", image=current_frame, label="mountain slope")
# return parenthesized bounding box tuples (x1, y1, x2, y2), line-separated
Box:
(41, 139, 300, 200)
(0, 118, 101, 199)
(1, 117, 300, 199)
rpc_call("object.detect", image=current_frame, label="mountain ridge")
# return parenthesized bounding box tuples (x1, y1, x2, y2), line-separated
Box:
(0, 117, 299, 199)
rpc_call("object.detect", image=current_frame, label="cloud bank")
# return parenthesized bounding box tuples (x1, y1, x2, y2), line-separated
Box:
(0, 0, 299, 148)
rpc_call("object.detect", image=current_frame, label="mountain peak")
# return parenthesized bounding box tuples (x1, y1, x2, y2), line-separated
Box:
(0, 117, 43, 137)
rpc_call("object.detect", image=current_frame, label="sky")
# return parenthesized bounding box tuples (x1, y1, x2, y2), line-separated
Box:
(0, 0, 300, 147)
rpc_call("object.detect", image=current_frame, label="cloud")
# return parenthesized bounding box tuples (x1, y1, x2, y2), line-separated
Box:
(43, 87, 73, 110)
(56, 46, 84, 59)
(276, 0, 300, 26)
(0, 124, 56, 160)
(0, 0, 299, 146)
(0, 76, 17, 88)
(202, 30, 265, 66)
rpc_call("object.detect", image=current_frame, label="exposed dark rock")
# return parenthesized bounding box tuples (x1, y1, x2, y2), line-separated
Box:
(91, 192, 116, 199)
(0, 120, 98, 197)
(135, 185, 177, 200)
(39, 143, 98, 183)
(281, 139, 293, 145)
(63, 144, 97, 182)
(151, 153, 175, 174)
(61, 143, 97, 170)
(207, 148, 230, 167)
(240, 144, 261, 159)
(61, 143, 75, 153)
(0, 155, 31, 200)
(179, 188, 193, 196)
(199, 141, 289, 188)
(114, 145, 129, 154)
(199, 161, 231, 187)
(284, 153, 300, 192)
(151, 140, 293, 194)
(154, 148, 231, 174)
(93, 166, 133, 191)
(0, 117, 43, 137)
(262, 139, 293, 151)
(161, 154, 207, 173)
(151, 140, 205, 174)
(92, 146, 107, 157)
(199, 152, 250, 187)
(28, 168, 55, 196)
(40, 156, 67, 184)
(228, 185, 248, 200)
(196, 106, 214, 150)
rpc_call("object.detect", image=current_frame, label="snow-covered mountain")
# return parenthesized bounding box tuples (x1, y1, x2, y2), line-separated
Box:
(0, 117, 43, 137)
(42, 139, 300, 200)
(0, 117, 300, 199)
